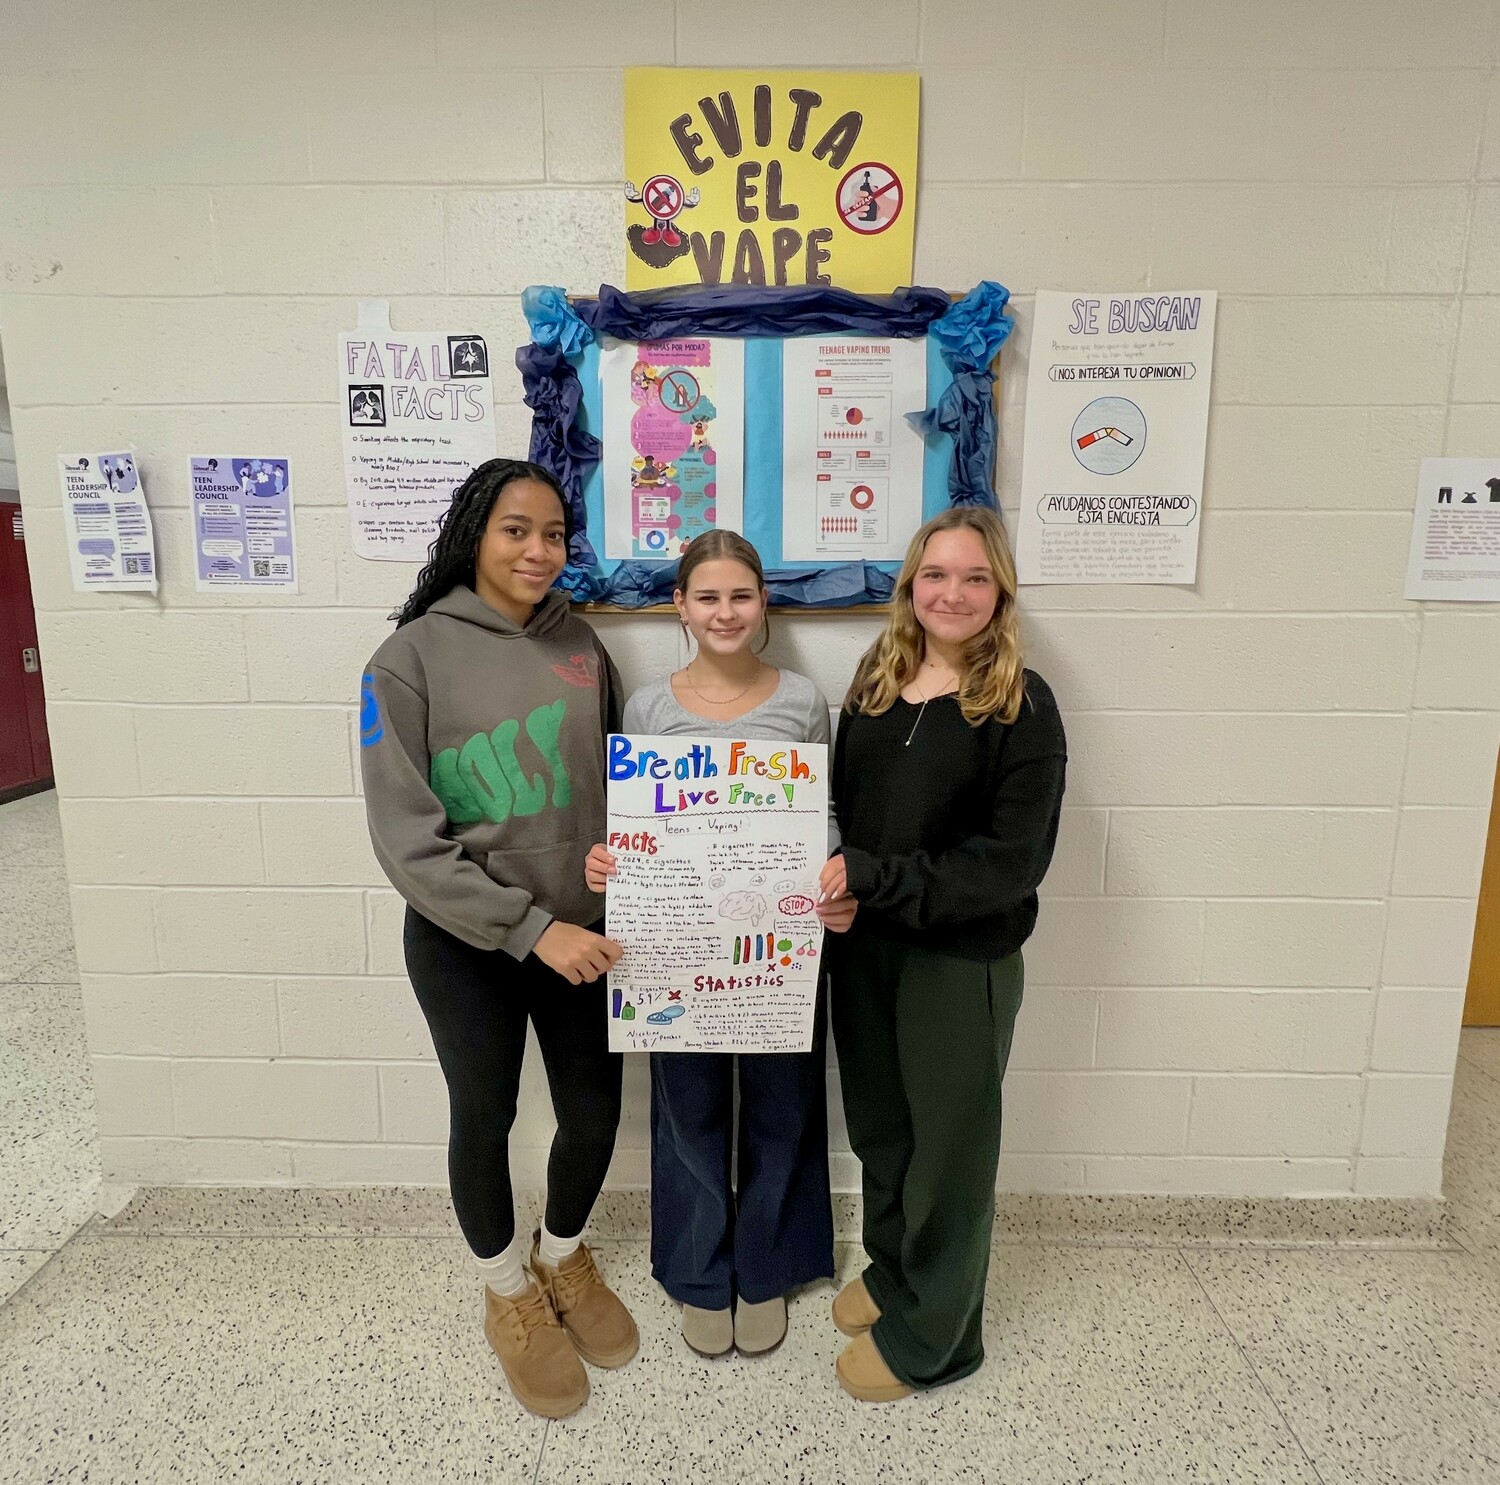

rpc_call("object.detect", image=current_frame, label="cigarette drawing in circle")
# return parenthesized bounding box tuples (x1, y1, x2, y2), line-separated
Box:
(1075, 427, 1133, 449)
(1070, 396, 1147, 476)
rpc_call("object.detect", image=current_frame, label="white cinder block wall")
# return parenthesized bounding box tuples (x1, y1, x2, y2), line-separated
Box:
(3, 0, 1498, 1199)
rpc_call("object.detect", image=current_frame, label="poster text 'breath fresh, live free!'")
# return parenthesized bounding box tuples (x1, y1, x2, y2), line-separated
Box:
(605, 734, 827, 1055)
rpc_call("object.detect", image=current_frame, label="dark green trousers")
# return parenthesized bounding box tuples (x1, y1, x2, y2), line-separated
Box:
(830, 932, 1024, 1390)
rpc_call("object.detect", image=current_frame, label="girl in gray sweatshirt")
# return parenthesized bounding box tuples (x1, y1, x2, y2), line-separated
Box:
(361, 458, 637, 1421)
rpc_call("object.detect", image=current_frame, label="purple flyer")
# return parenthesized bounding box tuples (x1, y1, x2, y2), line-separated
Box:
(189, 457, 297, 590)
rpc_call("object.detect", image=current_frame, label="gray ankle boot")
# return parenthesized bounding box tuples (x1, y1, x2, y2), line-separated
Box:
(682, 1304, 733, 1357)
(733, 1295, 787, 1356)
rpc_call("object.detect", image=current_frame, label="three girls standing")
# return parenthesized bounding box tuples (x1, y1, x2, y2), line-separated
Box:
(365, 464, 1063, 1416)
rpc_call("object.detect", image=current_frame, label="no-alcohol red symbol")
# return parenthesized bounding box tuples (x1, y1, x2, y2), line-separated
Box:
(837, 161, 904, 236)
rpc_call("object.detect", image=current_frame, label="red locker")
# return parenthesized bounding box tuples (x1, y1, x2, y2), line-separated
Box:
(0, 502, 52, 797)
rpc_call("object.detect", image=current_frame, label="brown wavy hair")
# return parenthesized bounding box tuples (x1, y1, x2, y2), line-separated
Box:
(846, 506, 1025, 725)
(674, 529, 771, 654)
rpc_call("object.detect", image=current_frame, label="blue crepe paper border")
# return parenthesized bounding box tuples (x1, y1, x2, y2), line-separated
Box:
(516, 281, 1013, 607)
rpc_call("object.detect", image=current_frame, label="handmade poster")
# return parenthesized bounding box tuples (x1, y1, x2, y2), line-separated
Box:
(623, 69, 919, 293)
(605, 733, 828, 1054)
(1404, 457, 1500, 602)
(339, 300, 497, 562)
(188, 457, 297, 591)
(56, 450, 158, 593)
(601, 336, 745, 561)
(781, 334, 927, 562)
(1017, 290, 1218, 585)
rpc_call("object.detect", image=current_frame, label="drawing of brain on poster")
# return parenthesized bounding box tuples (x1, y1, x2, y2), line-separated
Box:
(602, 338, 744, 560)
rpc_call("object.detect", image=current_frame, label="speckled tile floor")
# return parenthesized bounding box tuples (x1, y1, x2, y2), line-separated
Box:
(3, 789, 1500, 1482)
(0, 792, 99, 1297)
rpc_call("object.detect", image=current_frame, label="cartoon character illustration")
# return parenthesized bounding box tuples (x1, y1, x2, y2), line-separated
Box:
(631, 360, 662, 399)
(624, 174, 701, 248)
(631, 453, 676, 489)
(680, 394, 718, 449)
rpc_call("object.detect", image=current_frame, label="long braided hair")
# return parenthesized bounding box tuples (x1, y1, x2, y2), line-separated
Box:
(393, 458, 572, 628)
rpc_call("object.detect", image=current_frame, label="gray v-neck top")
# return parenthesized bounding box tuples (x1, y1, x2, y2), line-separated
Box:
(621, 669, 839, 854)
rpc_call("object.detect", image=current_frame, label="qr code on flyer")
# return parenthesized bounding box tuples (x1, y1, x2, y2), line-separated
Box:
(252, 559, 272, 578)
(122, 555, 153, 575)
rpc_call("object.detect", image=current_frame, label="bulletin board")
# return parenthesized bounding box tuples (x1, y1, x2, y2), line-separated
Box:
(517, 280, 1013, 609)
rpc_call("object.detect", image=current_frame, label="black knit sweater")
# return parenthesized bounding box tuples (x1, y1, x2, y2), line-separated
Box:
(833, 670, 1067, 962)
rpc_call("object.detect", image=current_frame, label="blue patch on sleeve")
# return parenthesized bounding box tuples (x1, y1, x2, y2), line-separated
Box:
(360, 671, 384, 747)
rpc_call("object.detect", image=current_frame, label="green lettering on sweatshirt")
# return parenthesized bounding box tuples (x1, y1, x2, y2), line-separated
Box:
(491, 718, 547, 817)
(429, 699, 574, 827)
(430, 747, 483, 824)
(525, 698, 572, 809)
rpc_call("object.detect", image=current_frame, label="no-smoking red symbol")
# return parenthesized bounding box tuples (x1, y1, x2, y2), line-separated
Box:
(643, 174, 685, 221)
(849, 484, 876, 510)
(837, 161, 903, 235)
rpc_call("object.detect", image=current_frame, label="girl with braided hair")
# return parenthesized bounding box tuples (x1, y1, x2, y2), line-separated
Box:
(361, 458, 637, 1419)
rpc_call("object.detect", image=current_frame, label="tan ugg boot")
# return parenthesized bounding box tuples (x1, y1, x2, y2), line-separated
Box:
(836, 1332, 914, 1403)
(483, 1278, 590, 1419)
(531, 1233, 640, 1369)
(831, 1275, 881, 1337)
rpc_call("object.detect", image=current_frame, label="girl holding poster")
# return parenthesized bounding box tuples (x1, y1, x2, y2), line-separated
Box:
(818, 506, 1067, 1402)
(360, 459, 637, 1421)
(586, 530, 851, 1360)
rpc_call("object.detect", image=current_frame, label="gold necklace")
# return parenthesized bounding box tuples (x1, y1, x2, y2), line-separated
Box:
(904, 666, 958, 747)
(683, 659, 763, 706)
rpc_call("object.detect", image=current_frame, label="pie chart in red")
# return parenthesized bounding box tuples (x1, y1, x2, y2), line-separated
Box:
(845, 407, 863, 425)
(849, 484, 876, 510)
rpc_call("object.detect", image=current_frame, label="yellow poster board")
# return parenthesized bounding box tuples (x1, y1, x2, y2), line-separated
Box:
(623, 68, 919, 295)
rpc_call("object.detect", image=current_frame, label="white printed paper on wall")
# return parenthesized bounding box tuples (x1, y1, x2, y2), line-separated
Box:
(339, 300, 497, 562)
(1404, 457, 1500, 602)
(189, 457, 297, 591)
(600, 336, 745, 561)
(781, 334, 927, 562)
(1017, 291, 1217, 585)
(57, 450, 158, 593)
(605, 733, 827, 1055)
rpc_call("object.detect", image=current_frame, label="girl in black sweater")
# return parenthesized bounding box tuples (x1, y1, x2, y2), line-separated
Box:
(817, 506, 1067, 1402)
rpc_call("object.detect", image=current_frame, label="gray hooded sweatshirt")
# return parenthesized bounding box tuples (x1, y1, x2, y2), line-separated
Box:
(360, 585, 621, 959)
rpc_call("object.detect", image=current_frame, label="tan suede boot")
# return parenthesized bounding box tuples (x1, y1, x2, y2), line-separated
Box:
(531, 1233, 640, 1369)
(831, 1275, 881, 1337)
(482, 1278, 590, 1419)
(836, 1333, 914, 1403)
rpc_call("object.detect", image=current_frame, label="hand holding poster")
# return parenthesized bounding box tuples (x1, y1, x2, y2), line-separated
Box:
(605, 733, 827, 1054)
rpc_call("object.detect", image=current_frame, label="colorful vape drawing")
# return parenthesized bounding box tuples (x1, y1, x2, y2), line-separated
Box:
(755, 934, 763, 961)
(612, 989, 623, 1018)
(733, 937, 741, 965)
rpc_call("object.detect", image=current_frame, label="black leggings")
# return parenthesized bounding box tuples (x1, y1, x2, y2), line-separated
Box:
(403, 908, 623, 1259)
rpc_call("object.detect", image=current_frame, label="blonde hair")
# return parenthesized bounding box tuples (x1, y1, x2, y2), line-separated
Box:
(846, 506, 1025, 726)
(674, 529, 771, 655)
